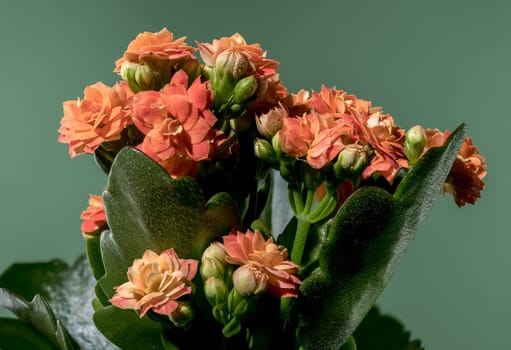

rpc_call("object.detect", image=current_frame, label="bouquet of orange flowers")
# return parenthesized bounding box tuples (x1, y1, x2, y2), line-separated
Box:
(0, 28, 486, 350)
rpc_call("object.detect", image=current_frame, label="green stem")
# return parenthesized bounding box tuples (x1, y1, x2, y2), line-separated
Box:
(290, 218, 312, 265)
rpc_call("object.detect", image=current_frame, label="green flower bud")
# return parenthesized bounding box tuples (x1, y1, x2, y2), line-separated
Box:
(254, 138, 278, 165)
(232, 264, 267, 297)
(176, 60, 201, 83)
(169, 302, 194, 328)
(120, 61, 155, 93)
(233, 75, 258, 103)
(404, 125, 427, 165)
(204, 277, 228, 306)
(215, 50, 254, 81)
(201, 257, 225, 279)
(202, 242, 226, 263)
(333, 144, 368, 180)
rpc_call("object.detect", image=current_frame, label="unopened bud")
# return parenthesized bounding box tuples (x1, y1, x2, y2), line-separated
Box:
(202, 242, 226, 263)
(204, 277, 228, 305)
(404, 125, 427, 164)
(215, 50, 254, 81)
(254, 138, 277, 165)
(176, 60, 201, 82)
(169, 302, 194, 328)
(120, 62, 155, 93)
(333, 144, 368, 180)
(201, 257, 225, 279)
(255, 104, 286, 139)
(233, 75, 258, 103)
(232, 264, 268, 297)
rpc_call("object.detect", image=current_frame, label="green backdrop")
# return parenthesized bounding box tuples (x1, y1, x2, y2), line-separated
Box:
(0, 0, 507, 349)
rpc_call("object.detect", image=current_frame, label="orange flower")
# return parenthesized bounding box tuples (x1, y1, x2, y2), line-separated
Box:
(133, 70, 219, 177)
(114, 28, 196, 73)
(197, 33, 286, 111)
(58, 81, 133, 158)
(110, 248, 198, 318)
(280, 111, 356, 169)
(422, 129, 486, 206)
(222, 229, 301, 298)
(80, 194, 107, 237)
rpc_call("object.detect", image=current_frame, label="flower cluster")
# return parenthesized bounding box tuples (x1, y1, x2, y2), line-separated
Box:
(55, 28, 487, 349)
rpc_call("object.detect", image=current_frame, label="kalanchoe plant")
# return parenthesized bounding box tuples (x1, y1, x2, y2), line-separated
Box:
(0, 28, 486, 350)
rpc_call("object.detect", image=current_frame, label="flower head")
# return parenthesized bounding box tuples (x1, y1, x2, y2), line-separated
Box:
(133, 70, 222, 177)
(58, 81, 133, 158)
(110, 248, 198, 318)
(422, 129, 486, 206)
(114, 28, 196, 73)
(222, 229, 301, 298)
(80, 194, 107, 237)
(197, 33, 286, 113)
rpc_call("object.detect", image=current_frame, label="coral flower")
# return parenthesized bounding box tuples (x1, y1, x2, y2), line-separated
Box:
(132, 70, 219, 177)
(423, 129, 486, 206)
(114, 28, 196, 73)
(110, 248, 198, 318)
(80, 194, 107, 237)
(222, 229, 301, 298)
(58, 81, 133, 158)
(280, 111, 356, 169)
(197, 33, 287, 110)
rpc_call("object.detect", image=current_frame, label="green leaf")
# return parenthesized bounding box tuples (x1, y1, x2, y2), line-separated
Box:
(353, 307, 424, 350)
(297, 124, 466, 349)
(0, 289, 76, 349)
(95, 147, 240, 349)
(0, 257, 118, 350)
(0, 317, 57, 350)
(93, 306, 164, 350)
(98, 147, 239, 299)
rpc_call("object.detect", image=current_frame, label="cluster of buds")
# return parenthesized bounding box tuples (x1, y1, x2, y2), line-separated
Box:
(200, 242, 249, 338)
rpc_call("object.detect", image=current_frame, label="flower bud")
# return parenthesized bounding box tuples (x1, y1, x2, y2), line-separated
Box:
(232, 264, 268, 297)
(120, 61, 155, 93)
(254, 138, 277, 165)
(202, 242, 226, 263)
(255, 104, 286, 139)
(204, 277, 228, 305)
(176, 60, 201, 83)
(404, 125, 427, 165)
(215, 50, 254, 81)
(233, 75, 258, 103)
(201, 257, 225, 279)
(169, 302, 194, 328)
(333, 144, 368, 180)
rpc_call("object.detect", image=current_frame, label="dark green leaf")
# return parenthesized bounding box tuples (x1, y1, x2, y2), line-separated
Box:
(0, 317, 57, 350)
(99, 147, 240, 299)
(93, 306, 164, 350)
(0, 260, 67, 301)
(0, 256, 118, 350)
(353, 307, 424, 350)
(297, 124, 466, 349)
(95, 147, 240, 348)
(0, 289, 76, 349)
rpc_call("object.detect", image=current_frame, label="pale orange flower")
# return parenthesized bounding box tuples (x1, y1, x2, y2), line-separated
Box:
(132, 70, 220, 177)
(80, 194, 107, 237)
(222, 229, 301, 298)
(110, 248, 198, 318)
(58, 81, 133, 158)
(114, 28, 196, 73)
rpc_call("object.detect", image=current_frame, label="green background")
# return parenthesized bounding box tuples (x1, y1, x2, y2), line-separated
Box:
(0, 0, 507, 348)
